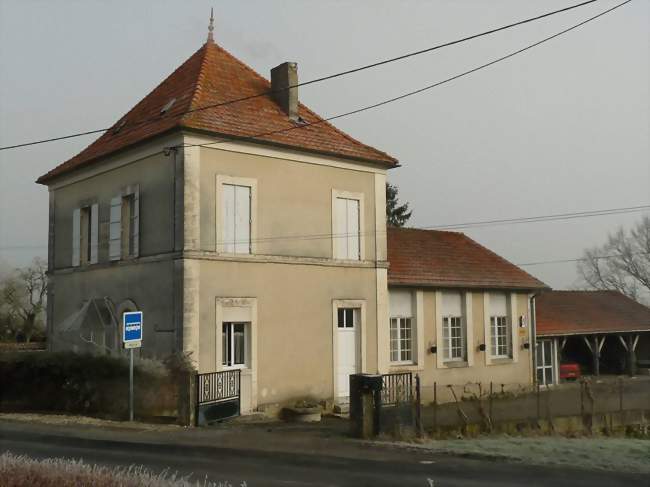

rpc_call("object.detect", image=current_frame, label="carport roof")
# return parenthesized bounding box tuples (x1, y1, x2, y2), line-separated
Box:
(536, 290, 650, 336)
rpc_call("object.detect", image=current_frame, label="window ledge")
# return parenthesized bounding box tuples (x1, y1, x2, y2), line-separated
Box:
(442, 360, 469, 369)
(490, 357, 514, 365)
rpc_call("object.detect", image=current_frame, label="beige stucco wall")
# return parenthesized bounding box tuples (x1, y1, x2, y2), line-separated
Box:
(49, 260, 176, 357)
(190, 140, 389, 409)
(51, 150, 176, 269)
(196, 259, 379, 408)
(47, 138, 181, 356)
(198, 145, 379, 260)
(388, 287, 534, 403)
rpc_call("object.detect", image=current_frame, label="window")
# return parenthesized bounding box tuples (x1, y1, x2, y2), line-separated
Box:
(222, 322, 247, 368)
(337, 308, 355, 328)
(109, 187, 139, 261)
(390, 317, 413, 363)
(334, 196, 360, 260)
(490, 316, 510, 358)
(443, 316, 465, 361)
(222, 183, 251, 254)
(72, 203, 98, 267)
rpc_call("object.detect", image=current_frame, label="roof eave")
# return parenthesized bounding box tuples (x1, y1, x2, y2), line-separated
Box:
(35, 126, 183, 186)
(180, 126, 399, 169)
(388, 280, 550, 292)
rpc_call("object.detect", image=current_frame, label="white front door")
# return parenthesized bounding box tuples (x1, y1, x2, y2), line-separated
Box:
(336, 308, 359, 398)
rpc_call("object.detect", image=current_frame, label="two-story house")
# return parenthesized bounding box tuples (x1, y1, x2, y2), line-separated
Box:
(38, 30, 396, 413)
(39, 23, 551, 413)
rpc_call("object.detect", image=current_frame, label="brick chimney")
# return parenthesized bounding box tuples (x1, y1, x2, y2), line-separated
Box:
(271, 62, 298, 121)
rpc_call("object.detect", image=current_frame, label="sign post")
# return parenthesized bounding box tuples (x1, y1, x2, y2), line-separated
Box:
(122, 311, 143, 422)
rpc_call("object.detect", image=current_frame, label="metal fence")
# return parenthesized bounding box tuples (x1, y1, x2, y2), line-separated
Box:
(197, 369, 241, 405)
(381, 372, 413, 406)
(417, 377, 650, 436)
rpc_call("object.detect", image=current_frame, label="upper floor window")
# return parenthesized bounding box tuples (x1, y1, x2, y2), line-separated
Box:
(333, 193, 361, 260)
(109, 186, 139, 261)
(222, 183, 251, 254)
(72, 203, 98, 267)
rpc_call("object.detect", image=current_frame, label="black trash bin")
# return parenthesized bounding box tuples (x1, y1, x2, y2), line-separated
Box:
(349, 373, 382, 438)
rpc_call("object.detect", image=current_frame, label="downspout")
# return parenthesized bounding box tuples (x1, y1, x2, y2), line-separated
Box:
(529, 292, 539, 385)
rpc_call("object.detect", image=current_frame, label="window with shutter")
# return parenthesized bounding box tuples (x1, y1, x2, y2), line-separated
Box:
(90, 203, 99, 264)
(334, 196, 360, 260)
(222, 183, 251, 254)
(109, 196, 121, 261)
(72, 208, 81, 267)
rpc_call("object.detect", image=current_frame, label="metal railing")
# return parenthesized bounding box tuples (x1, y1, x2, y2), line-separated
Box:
(197, 369, 241, 406)
(381, 372, 413, 406)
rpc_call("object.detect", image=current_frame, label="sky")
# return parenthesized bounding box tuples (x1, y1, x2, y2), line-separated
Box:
(0, 0, 648, 289)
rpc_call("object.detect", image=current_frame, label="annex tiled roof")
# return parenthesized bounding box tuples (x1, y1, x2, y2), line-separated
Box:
(536, 290, 650, 336)
(387, 227, 548, 290)
(37, 40, 397, 184)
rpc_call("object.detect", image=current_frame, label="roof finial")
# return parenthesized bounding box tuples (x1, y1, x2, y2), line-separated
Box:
(207, 8, 215, 42)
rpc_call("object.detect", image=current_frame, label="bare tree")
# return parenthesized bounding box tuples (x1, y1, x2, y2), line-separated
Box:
(0, 258, 47, 342)
(578, 216, 650, 302)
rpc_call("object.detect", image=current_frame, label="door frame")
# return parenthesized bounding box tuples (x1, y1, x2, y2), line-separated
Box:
(332, 299, 366, 399)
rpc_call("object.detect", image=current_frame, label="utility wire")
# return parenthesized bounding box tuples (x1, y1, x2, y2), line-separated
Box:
(1, 203, 646, 251)
(177, 0, 631, 152)
(517, 251, 650, 266)
(0, 0, 599, 152)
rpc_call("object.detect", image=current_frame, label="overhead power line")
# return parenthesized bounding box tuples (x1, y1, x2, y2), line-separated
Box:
(0, 0, 599, 152)
(517, 251, 650, 266)
(178, 0, 631, 152)
(1, 203, 646, 251)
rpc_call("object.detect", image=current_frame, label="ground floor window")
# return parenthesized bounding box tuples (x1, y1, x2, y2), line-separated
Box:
(337, 308, 356, 328)
(443, 316, 465, 361)
(390, 317, 413, 363)
(222, 322, 247, 368)
(490, 315, 510, 358)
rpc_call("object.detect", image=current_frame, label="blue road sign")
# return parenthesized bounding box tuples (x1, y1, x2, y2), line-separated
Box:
(123, 311, 143, 345)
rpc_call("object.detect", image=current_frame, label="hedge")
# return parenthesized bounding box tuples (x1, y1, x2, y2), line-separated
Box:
(0, 352, 189, 420)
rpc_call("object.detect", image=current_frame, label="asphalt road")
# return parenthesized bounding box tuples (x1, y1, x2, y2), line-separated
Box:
(0, 427, 645, 487)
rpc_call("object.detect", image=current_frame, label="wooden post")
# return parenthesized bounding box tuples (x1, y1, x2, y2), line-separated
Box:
(536, 382, 541, 424)
(489, 381, 493, 424)
(626, 335, 637, 376)
(580, 380, 585, 418)
(618, 376, 623, 413)
(415, 374, 423, 438)
(433, 381, 438, 435)
(592, 335, 600, 376)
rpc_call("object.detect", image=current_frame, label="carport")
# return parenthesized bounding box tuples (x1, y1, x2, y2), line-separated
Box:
(535, 290, 650, 384)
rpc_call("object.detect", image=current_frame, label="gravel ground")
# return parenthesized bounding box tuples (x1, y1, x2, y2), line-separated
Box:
(381, 436, 650, 473)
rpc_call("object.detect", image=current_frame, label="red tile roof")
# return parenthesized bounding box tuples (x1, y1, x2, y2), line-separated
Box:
(37, 40, 397, 184)
(387, 227, 548, 290)
(536, 290, 650, 336)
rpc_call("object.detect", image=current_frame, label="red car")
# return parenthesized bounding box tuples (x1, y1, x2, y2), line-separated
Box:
(560, 363, 581, 381)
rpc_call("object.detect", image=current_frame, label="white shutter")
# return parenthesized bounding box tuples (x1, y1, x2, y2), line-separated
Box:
(234, 185, 251, 254)
(334, 197, 347, 259)
(222, 184, 235, 253)
(72, 208, 81, 267)
(132, 188, 140, 257)
(347, 199, 360, 260)
(109, 196, 121, 260)
(90, 203, 99, 264)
